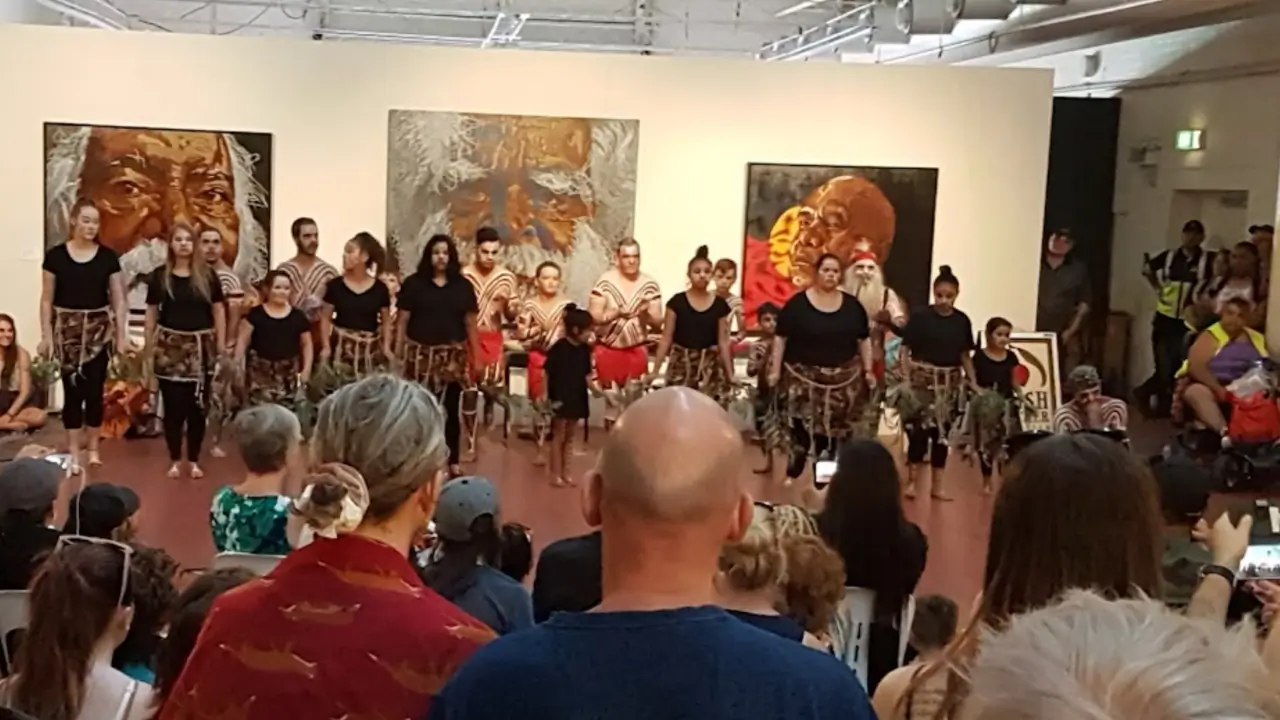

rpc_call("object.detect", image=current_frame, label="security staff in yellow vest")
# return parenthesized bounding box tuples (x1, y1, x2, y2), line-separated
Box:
(1177, 297, 1267, 435)
(1138, 219, 1212, 418)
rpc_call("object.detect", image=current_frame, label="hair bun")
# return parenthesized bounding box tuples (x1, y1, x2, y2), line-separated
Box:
(939, 265, 954, 276)
(292, 463, 370, 537)
(694, 245, 710, 260)
(566, 302, 579, 312)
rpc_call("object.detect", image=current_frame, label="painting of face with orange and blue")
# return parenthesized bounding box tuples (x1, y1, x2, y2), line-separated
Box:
(741, 164, 938, 331)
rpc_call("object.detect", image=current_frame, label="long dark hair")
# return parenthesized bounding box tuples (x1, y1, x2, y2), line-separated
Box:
(421, 514, 503, 600)
(418, 234, 463, 283)
(152, 567, 256, 706)
(11, 543, 133, 720)
(908, 433, 1163, 718)
(0, 314, 20, 391)
(816, 439, 917, 621)
(350, 231, 387, 271)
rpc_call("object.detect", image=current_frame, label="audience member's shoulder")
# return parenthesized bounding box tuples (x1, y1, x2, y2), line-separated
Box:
(440, 623, 557, 684)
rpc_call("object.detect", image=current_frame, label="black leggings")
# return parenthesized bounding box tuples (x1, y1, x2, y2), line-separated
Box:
(61, 351, 109, 430)
(442, 382, 462, 466)
(786, 420, 840, 479)
(906, 425, 949, 469)
(159, 379, 206, 462)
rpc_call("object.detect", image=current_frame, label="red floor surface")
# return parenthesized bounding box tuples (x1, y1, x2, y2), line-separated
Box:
(62, 429, 994, 613)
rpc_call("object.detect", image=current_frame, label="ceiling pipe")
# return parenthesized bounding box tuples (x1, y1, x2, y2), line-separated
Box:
(35, 0, 124, 28)
(882, 0, 1277, 64)
(317, 27, 757, 56)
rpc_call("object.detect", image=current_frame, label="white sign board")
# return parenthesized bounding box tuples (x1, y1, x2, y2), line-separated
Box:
(1005, 332, 1062, 432)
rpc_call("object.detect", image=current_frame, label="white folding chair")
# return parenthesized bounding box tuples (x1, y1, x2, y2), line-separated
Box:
(828, 587, 915, 690)
(0, 590, 30, 670)
(209, 552, 285, 576)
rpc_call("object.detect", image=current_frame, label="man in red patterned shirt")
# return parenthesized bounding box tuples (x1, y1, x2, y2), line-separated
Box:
(157, 376, 494, 720)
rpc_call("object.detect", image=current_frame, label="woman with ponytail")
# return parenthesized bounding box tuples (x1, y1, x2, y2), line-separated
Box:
(648, 245, 735, 403)
(319, 231, 393, 378)
(158, 375, 495, 720)
(1, 541, 152, 720)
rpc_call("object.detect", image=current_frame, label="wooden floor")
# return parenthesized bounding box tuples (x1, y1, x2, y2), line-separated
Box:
(55, 426, 995, 615)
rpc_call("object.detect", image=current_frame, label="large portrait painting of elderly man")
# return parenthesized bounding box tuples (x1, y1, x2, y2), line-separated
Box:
(43, 123, 274, 298)
(741, 164, 939, 331)
(385, 110, 639, 303)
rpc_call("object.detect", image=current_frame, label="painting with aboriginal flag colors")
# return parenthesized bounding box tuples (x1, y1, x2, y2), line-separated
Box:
(741, 163, 939, 331)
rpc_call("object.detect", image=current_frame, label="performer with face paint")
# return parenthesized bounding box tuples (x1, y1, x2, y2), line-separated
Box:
(587, 238, 663, 428)
(463, 227, 519, 434)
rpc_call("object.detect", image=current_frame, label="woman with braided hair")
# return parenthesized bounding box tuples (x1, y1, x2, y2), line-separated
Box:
(767, 253, 876, 486)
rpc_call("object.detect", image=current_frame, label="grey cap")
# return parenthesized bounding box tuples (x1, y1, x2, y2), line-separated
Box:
(433, 476, 499, 542)
(1068, 365, 1102, 394)
(0, 458, 64, 516)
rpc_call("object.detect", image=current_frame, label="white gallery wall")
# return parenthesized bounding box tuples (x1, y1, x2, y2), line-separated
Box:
(1015, 18, 1280, 384)
(0, 23, 1053, 347)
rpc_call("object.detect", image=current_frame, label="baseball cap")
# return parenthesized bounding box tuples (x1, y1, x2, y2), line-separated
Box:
(433, 476, 499, 543)
(64, 483, 139, 538)
(0, 458, 64, 517)
(1183, 220, 1205, 234)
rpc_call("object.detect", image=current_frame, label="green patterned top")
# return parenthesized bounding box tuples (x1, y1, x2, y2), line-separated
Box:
(210, 486, 292, 556)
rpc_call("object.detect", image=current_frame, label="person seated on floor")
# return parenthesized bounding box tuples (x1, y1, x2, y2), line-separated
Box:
(0, 540, 155, 720)
(1051, 365, 1128, 434)
(210, 404, 302, 556)
(0, 314, 46, 434)
(531, 529, 602, 623)
(0, 458, 63, 591)
(1175, 296, 1269, 436)
(63, 484, 140, 541)
(151, 568, 257, 709)
(112, 545, 178, 685)
(872, 594, 959, 719)
(420, 476, 534, 636)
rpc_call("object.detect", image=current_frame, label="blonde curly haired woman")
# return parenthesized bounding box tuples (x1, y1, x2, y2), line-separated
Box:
(716, 502, 845, 651)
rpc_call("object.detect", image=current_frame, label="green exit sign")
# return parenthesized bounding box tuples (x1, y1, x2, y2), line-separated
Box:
(1175, 129, 1204, 151)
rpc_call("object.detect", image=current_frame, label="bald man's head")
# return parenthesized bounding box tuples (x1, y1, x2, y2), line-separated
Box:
(586, 387, 746, 526)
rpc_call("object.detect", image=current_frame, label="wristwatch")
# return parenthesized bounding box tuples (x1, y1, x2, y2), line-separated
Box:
(1199, 563, 1238, 585)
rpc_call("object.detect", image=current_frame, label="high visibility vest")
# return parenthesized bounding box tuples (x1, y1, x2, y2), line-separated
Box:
(1156, 250, 1210, 318)
(1176, 322, 1267, 378)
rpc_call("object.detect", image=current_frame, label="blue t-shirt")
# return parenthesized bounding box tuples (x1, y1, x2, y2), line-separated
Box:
(449, 565, 535, 636)
(427, 605, 872, 720)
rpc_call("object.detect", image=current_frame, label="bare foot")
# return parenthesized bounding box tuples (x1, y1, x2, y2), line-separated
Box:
(533, 452, 547, 467)
(551, 476, 569, 488)
(167, 463, 181, 479)
(563, 475, 578, 487)
(210, 446, 227, 458)
(931, 492, 955, 502)
(981, 477, 993, 495)
(904, 482, 917, 499)
(190, 464, 204, 479)
(782, 477, 796, 488)
(754, 464, 774, 475)
(87, 450, 103, 467)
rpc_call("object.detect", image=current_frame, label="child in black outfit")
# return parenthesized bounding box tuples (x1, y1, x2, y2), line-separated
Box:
(747, 302, 780, 474)
(970, 316, 1022, 492)
(545, 304, 600, 488)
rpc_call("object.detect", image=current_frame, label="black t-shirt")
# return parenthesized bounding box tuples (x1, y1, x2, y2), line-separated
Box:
(902, 307, 975, 367)
(398, 274, 478, 346)
(145, 270, 225, 332)
(324, 277, 391, 333)
(777, 291, 870, 368)
(667, 293, 730, 350)
(531, 530, 602, 623)
(972, 348, 1019, 398)
(545, 338, 593, 419)
(246, 305, 310, 360)
(42, 244, 121, 309)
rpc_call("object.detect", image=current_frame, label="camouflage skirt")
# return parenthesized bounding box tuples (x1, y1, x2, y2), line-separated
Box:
(905, 362, 968, 436)
(956, 390, 1023, 464)
(154, 326, 217, 378)
(665, 344, 731, 404)
(333, 327, 388, 379)
(244, 353, 300, 410)
(53, 306, 112, 377)
(778, 362, 872, 440)
(403, 341, 469, 396)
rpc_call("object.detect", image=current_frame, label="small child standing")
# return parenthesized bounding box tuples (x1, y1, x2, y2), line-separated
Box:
(746, 302, 780, 475)
(544, 304, 601, 488)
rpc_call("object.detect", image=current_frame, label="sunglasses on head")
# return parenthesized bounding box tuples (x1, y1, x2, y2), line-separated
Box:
(56, 534, 133, 607)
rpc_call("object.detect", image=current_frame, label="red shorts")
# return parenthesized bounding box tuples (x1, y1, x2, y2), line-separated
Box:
(476, 330, 504, 367)
(527, 349, 547, 399)
(594, 344, 648, 389)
